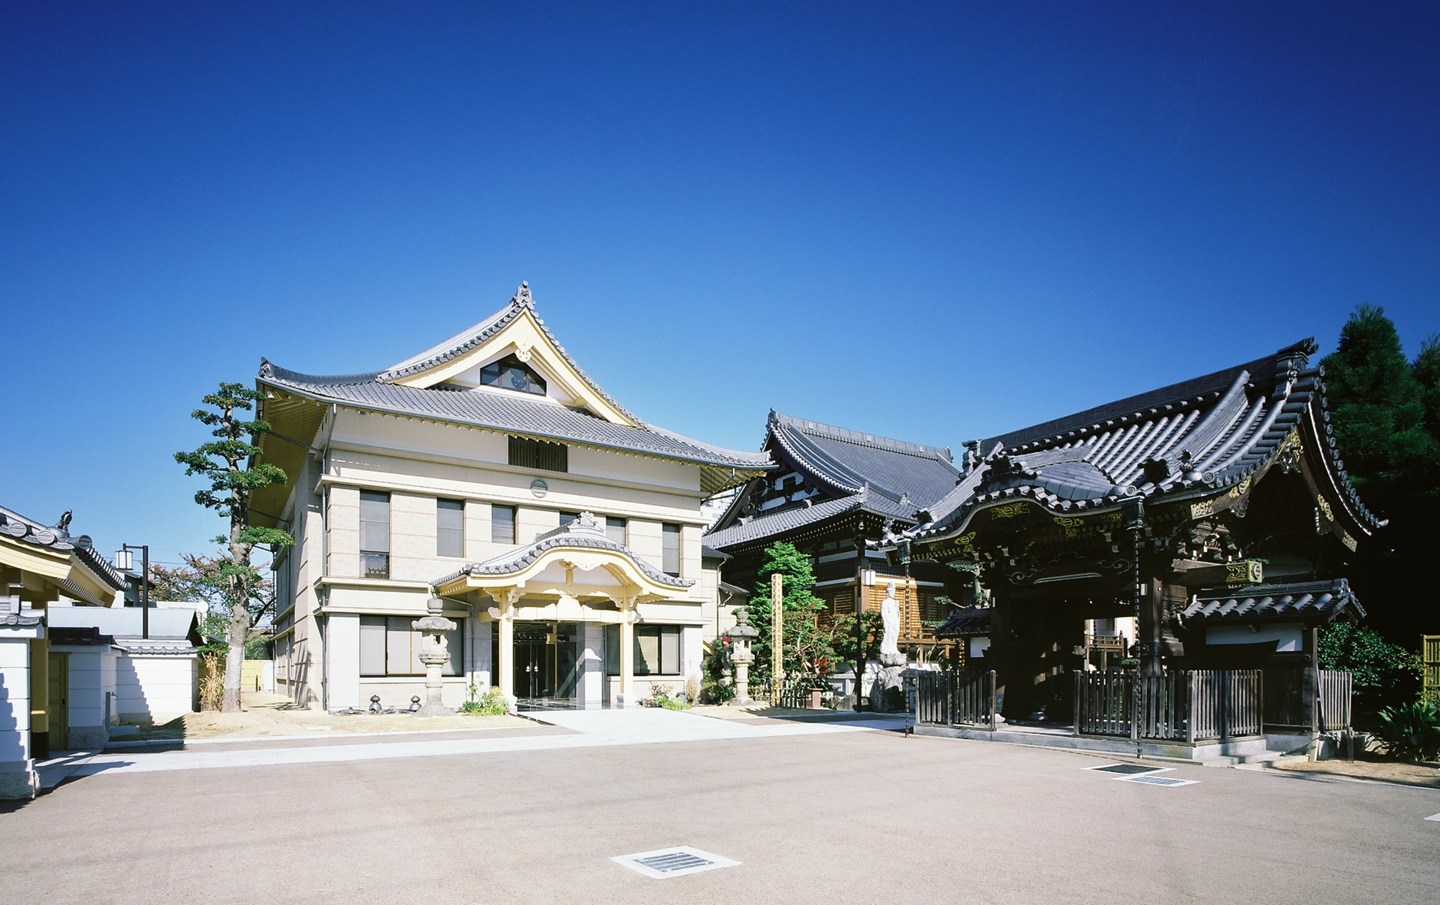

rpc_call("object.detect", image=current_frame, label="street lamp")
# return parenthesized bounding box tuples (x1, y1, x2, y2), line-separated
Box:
(114, 544, 149, 640)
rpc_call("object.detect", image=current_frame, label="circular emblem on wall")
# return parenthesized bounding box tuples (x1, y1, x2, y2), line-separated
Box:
(530, 479, 549, 498)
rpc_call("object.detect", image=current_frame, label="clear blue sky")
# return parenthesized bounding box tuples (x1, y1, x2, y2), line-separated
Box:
(3, 2, 1437, 569)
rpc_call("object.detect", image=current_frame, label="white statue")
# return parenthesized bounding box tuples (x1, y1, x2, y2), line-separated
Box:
(879, 581, 903, 666)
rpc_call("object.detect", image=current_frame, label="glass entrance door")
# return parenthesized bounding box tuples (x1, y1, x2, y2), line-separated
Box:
(513, 622, 582, 709)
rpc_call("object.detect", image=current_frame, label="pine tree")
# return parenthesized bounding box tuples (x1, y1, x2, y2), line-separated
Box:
(174, 383, 293, 712)
(746, 542, 835, 682)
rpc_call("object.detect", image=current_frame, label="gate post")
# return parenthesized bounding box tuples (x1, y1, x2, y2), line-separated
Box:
(1073, 671, 1081, 737)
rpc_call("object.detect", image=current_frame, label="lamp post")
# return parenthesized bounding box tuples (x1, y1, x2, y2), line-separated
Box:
(114, 544, 149, 640)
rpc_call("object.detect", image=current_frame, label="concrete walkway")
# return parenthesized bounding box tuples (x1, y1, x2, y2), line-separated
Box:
(42, 707, 900, 781)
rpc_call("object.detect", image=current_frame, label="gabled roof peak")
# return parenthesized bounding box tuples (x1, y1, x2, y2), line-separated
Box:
(769, 410, 953, 462)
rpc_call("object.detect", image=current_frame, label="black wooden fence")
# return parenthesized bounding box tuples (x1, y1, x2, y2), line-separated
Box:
(1074, 669, 1263, 743)
(915, 670, 998, 731)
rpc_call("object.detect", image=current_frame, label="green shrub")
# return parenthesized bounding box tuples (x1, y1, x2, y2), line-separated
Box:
(1372, 700, 1440, 762)
(460, 683, 510, 716)
(1318, 623, 1423, 723)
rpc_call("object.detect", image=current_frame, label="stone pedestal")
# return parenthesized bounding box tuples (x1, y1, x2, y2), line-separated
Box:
(412, 598, 456, 717)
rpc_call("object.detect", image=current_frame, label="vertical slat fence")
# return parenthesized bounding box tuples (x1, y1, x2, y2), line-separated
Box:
(1075, 669, 1263, 742)
(915, 670, 997, 730)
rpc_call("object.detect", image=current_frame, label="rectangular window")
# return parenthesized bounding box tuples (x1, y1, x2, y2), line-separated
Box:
(359, 490, 390, 579)
(437, 498, 465, 557)
(606, 517, 626, 545)
(359, 616, 387, 676)
(508, 436, 568, 472)
(662, 523, 681, 577)
(559, 511, 579, 527)
(362, 615, 463, 677)
(491, 505, 516, 544)
(634, 626, 682, 676)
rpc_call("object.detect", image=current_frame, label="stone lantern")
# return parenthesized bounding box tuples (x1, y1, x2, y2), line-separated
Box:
(412, 597, 457, 716)
(727, 606, 758, 707)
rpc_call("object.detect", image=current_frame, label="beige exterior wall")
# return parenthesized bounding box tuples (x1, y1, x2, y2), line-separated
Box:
(269, 407, 730, 709)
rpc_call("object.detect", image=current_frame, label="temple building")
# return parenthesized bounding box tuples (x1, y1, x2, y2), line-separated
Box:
(907, 338, 1383, 724)
(253, 283, 771, 710)
(703, 411, 975, 673)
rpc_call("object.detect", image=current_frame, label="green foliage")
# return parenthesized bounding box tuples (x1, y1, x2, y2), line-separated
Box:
(175, 382, 294, 710)
(1320, 305, 1437, 497)
(701, 638, 735, 703)
(460, 685, 510, 715)
(832, 610, 884, 665)
(746, 542, 835, 679)
(1320, 306, 1440, 644)
(1372, 700, 1440, 763)
(1318, 622, 1422, 719)
(646, 683, 691, 709)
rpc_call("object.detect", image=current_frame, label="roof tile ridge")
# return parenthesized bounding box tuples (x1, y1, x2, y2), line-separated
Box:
(258, 359, 382, 386)
(376, 283, 532, 381)
(773, 411, 954, 463)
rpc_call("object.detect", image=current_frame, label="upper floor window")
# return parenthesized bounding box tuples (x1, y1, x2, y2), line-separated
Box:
(481, 354, 546, 395)
(605, 517, 627, 545)
(492, 505, 517, 544)
(437, 498, 464, 557)
(359, 490, 390, 579)
(662, 523, 681, 577)
(509, 436, 568, 472)
(560, 511, 579, 527)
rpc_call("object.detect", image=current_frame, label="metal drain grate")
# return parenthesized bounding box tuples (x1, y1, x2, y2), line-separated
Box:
(1088, 763, 1166, 775)
(613, 847, 740, 879)
(1116, 774, 1198, 787)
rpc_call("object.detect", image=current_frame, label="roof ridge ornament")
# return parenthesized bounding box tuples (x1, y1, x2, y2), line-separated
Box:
(512, 281, 533, 309)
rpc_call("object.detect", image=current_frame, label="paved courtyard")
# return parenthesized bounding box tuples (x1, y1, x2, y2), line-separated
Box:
(4, 709, 1438, 905)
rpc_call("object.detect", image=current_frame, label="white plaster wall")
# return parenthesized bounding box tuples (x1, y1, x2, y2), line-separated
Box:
(327, 613, 361, 710)
(517, 507, 560, 545)
(1207, 622, 1303, 652)
(0, 636, 33, 766)
(327, 484, 361, 579)
(578, 624, 604, 709)
(116, 655, 198, 722)
(64, 650, 109, 731)
(469, 618, 493, 690)
(681, 626, 703, 688)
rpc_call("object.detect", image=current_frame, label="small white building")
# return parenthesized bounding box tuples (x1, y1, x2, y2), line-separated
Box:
(252, 283, 774, 711)
(47, 606, 201, 724)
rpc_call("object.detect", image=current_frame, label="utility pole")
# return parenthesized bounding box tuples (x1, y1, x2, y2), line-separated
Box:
(771, 571, 783, 707)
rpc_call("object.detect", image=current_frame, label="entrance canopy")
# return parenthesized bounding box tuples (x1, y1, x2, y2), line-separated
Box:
(432, 512, 694, 621)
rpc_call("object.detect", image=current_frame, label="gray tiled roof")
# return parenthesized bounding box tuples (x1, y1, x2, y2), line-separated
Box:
(917, 339, 1382, 537)
(379, 282, 641, 424)
(769, 412, 961, 510)
(704, 493, 871, 550)
(258, 364, 772, 471)
(48, 606, 202, 643)
(934, 608, 992, 637)
(434, 517, 694, 590)
(0, 505, 127, 591)
(1181, 579, 1363, 626)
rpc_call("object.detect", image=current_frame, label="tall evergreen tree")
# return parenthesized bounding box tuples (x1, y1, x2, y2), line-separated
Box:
(746, 542, 835, 681)
(1321, 306, 1440, 642)
(175, 383, 293, 712)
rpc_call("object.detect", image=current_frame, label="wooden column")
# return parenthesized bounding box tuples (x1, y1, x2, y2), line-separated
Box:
(771, 572, 784, 706)
(1138, 577, 1165, 677)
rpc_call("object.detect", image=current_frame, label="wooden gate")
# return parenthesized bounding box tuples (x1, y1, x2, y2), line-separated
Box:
(916, 670, 997, 730)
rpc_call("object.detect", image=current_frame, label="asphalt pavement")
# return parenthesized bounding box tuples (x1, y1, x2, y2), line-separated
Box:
(2, 709, 1437, 905)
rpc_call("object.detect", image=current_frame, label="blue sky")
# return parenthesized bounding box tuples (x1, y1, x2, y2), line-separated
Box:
(2, 2, 1437, 568)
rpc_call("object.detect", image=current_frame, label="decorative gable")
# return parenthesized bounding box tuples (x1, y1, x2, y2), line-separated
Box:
(377, 283, 640, 427)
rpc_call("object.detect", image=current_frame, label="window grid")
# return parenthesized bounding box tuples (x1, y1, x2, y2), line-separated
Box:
(359, 490, 390, 579)
(437, 498, 464, 557)
(662, 523, 681, 577)
(491, 505, 517, 544)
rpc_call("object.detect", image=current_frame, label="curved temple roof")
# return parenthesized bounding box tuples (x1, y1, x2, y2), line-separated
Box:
(912, 338, 1383, 545)
(0, 504, 127, 593)
(433, 514, 694, 591)
(255, 284, 772, 481)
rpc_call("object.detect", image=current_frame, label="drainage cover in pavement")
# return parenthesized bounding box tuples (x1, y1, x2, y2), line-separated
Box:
(1116, 774, 1198, 787)
(613, 847, 740, 879)
(1087, 763, 1166, 775)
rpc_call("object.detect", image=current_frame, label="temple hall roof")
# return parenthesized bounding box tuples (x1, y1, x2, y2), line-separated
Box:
(1181, 579, 1363, 626)
(914, 339, 1382, 543)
